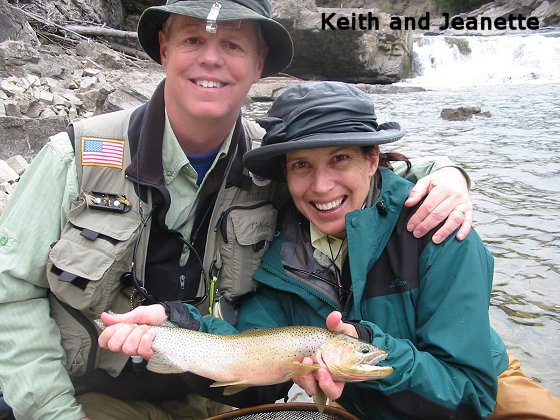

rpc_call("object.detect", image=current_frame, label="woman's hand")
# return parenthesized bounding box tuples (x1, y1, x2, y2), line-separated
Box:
(405, 166, 473, 244)
(97, 304, 167, 359)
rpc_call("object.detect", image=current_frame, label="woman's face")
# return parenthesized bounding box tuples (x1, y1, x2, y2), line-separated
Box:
(285, 146, 378, 238)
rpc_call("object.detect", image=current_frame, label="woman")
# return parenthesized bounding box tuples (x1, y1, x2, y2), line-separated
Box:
(99, 82, 559, 419)
(236, 81, 506, 418)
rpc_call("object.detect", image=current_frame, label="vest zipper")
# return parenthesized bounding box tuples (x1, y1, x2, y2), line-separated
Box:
(213, 201, 273, 243)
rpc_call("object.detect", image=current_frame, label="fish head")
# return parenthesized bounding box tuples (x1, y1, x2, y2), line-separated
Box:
(318, 333, 393, 382)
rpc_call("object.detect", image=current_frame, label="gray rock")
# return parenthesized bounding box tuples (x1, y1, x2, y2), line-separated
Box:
(0, 181, 16, 195)
(6, 155, 29, 175)
(0, 0, 39, 46)
(0, 116, 68, 160)
(1, 40, 40, 67)
(273, 0, 413, 83)
(0, 160, 19, 184)
(4, 101, 22, 118)
(441, 106, 492, 121)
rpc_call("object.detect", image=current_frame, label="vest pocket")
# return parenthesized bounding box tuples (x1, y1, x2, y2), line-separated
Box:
(47, 200, 142, 317)
(215, 201, 277, 300)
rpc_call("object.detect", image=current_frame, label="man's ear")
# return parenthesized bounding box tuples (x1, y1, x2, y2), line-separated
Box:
(253, 47, 269, 83)
(159, 30, 168, 68)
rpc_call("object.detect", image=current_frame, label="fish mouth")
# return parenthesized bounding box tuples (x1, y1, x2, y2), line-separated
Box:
(322, 348, 392, 382)
(364, 349, 388, 366)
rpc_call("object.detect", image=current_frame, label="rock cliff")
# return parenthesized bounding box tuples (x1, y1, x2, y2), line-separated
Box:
(1, 0, 559, 213)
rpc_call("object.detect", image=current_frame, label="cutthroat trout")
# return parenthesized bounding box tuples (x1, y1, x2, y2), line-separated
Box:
(96, 321, 392, 411)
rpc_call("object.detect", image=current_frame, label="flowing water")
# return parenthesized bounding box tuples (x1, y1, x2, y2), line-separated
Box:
(246, 31, 560, 396)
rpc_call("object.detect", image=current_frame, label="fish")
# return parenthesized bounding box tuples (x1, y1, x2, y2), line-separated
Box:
(95, 321, 393, 412)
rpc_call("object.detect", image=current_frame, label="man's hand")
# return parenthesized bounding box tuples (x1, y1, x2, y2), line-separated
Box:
(292, 312, 355, 401)
(97, 304, 167, 359)
(325, 311, 357, 338)
(405, 166, 473, 244)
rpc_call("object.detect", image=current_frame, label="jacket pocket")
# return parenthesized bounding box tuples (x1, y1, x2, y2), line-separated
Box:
(47, 199, 142, 316)
(215, 201, 277, 300)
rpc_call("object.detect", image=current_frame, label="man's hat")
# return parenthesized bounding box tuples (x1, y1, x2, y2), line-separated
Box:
(243, 81, 406, 181)
(137, 0, 293, 77)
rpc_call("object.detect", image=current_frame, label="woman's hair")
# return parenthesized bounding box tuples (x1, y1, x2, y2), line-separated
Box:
(362, 146, 412, 174)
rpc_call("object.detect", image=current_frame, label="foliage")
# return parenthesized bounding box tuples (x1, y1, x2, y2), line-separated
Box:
(430, 0, 493, 14)
(445, 37, 472, 56)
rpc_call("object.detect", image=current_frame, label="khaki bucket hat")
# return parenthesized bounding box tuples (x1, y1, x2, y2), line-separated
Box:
(137, 0, 294, 77)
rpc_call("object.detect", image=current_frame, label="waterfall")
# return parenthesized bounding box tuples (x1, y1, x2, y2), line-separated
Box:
(400, 32, 560, 88)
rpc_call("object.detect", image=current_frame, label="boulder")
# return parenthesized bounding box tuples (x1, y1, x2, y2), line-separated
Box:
(471, 0, 560, 27)
(6, 155, 29, 175)
(0, 0, 38, 46)
(433, 0, 560, 32)
(0, 159, 19, 184)
(0, 116, 68, 160)
(273, 0, 413, 83)
(440, 106, 492, 121)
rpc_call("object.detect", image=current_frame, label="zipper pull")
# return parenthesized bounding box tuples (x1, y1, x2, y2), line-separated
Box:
(179, 274, 185, 290)
(214, 210, 225, 232)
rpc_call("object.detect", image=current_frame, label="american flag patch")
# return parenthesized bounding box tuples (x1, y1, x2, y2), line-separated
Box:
(81, 138, 125, 169)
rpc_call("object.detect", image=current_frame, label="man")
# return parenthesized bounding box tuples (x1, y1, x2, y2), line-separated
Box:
(0, 1, 472, 419)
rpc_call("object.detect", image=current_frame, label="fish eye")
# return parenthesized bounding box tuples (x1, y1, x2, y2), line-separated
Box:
(358, 345, 371, 354)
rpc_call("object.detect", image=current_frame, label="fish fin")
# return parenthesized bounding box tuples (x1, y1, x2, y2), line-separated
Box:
(282, 361, 321, 378)
(313, 389, 328, 415)
(146, 354, 185, 374)
(210, 381, 249, 395)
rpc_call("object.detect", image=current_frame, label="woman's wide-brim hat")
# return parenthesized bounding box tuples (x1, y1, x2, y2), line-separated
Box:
(243, 81, 406, 181)
(137, 0, 293, 78)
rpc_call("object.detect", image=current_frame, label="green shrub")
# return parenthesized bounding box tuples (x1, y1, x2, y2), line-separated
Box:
(445, 37, 472, 56)
(430, 0, 492, 14)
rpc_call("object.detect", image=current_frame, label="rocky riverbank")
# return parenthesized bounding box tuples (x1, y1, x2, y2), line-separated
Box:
(2, 0, 558, 215)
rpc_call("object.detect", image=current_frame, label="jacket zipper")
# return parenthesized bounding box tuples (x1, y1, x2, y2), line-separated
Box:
(261, 263, 340, 311)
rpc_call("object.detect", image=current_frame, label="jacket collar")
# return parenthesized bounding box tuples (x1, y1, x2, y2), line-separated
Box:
(125, 79, 166, 186)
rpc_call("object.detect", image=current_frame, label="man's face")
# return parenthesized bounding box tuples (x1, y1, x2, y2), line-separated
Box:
(159, 15, 268, 123)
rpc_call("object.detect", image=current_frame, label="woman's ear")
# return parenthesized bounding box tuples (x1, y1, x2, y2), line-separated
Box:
(367, 146, 380, 176)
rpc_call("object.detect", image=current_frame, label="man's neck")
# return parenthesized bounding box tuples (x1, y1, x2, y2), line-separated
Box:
(176, 118, 235, 155)
(165, 104, 238, 155)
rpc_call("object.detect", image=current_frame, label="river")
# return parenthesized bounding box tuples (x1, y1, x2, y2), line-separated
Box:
(246, 31, 560, 397)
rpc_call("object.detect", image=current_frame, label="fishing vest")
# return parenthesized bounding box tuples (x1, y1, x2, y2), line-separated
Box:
(46, 105, 284, 379)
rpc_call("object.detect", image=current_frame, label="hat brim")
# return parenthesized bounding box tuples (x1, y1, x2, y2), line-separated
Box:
(137, 1, 293, 77)
(243, 124, 406, 182)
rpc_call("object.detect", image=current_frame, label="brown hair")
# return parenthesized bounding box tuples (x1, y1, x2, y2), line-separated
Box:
(362, 146, 411, 174)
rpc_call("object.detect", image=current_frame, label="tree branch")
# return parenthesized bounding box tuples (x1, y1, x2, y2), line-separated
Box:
(62, 25, 138, 41)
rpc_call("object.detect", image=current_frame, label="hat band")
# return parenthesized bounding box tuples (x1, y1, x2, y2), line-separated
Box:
(167, 0, 272, 18)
